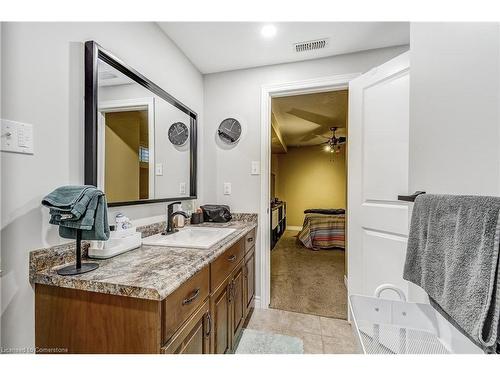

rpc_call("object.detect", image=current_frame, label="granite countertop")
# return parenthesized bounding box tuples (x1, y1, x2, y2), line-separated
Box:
(30, 219, 257, 301)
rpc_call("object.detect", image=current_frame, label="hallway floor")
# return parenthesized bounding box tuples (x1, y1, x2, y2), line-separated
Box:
(242, 308, 357, 354)
(270, 230, 347, 320)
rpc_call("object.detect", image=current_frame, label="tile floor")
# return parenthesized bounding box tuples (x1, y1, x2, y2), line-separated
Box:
(242, 307, 358, 354)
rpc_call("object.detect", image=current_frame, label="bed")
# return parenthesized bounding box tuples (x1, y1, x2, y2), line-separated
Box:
(297, 210, 345, 250)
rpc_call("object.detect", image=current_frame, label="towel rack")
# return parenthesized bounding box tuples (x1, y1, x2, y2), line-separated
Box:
(398, 191, 426, 202)
(57, 229, 99, 276)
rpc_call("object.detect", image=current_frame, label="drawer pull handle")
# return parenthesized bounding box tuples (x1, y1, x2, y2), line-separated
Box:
(227, 254, 237, 262)
(206, 312, 212, 338)
(247, 237, 254, 242)
(227, 283, 233, 303)
(182, 288, 200, 305)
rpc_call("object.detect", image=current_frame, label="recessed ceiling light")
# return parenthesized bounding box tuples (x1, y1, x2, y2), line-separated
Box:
(261, 24, 277, 39)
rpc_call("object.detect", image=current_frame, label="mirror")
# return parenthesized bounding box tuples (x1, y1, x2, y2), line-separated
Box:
(84, 41, 197, 206)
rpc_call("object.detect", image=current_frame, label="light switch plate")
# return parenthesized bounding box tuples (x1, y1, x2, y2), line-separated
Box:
(1, 119, 34, 154)
(251, 161, 260, 175)
(155, 163, 163, 176)
(223, 182, 232, 195)
(179, 182, 186, 195)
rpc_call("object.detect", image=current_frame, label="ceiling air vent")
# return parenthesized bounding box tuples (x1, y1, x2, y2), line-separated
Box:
(294, 38, 329, 53)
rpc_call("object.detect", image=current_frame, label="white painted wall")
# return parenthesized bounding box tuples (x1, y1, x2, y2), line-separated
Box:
(0, 22, 3, 349)
(203, 45, 409, 300)
(408, 22, 500, 302)
(0, 22, 204, 350)
(409, 22, 500, 197)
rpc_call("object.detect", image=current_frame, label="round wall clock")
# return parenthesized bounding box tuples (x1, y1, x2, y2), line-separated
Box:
(218, 118, 242, 144)
(168, 122, 189, 146)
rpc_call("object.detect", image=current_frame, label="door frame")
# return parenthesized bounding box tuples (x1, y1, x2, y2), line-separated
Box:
(97, 97, 155, 199)
(259, 73, 361, 309)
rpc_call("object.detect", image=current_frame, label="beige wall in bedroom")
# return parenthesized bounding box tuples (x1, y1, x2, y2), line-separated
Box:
(271, 153, 280, 199)
(275, 145, 346, 227)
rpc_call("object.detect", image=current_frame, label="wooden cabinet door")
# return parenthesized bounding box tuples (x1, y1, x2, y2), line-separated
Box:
(231, 263, 245, 342)
(244, 249, 255, 313)
(162, 300, 210, 354)
(210, 277, 231, 354)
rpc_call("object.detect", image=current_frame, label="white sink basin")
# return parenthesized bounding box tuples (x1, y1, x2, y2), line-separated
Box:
(142, 227, 237, 249)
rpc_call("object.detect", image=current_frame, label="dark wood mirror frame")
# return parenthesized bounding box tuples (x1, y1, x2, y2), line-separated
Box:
(84, 41, 197, 207)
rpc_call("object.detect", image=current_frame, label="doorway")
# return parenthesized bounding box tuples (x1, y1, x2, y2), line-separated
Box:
(259, 73, 359, 311)
(269, 90, 348, 319)
(97, 98, 155, 204)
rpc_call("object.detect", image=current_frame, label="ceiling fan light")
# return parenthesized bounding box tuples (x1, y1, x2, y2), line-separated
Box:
(324, 145, 331, 152)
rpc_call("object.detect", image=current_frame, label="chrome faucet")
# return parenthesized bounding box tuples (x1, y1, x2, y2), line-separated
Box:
(163, 201, 189, 235)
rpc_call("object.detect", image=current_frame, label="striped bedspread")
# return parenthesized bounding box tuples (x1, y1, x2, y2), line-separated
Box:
(297, 213, 345, 250)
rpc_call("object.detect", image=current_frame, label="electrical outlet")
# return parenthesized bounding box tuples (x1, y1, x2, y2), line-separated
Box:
(223, 182, 232, 195)
(179, 182, 186, 195)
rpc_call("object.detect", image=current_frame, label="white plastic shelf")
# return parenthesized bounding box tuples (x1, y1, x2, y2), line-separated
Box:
(349, 294, 482, 354)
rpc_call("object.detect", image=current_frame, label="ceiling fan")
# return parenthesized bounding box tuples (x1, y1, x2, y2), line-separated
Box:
(320, 127, 346, 153)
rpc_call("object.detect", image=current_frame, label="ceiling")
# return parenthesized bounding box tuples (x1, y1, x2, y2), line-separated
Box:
(272, 90, 348, 149)
(98, 60, 134, 87)
(158, 22, 409, 74)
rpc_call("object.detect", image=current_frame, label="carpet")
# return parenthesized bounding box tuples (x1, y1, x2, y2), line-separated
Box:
(234, 328, 304, 354)
(270, 230, 347, 320)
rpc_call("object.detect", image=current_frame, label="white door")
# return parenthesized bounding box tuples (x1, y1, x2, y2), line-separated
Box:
(347, 52, 410, 299)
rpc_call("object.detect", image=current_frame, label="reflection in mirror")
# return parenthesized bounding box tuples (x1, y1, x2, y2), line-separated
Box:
(96, 60, 191, 204)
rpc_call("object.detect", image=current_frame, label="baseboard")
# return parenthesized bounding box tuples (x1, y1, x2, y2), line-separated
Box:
(253, 295, 262, 309)
(286, 226, 303, 231)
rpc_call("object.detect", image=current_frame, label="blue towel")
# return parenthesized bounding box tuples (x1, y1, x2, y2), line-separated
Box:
(42, 185, 110, 241)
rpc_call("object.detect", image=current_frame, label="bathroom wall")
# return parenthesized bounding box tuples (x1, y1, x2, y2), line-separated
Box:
(407, 22, 500, 303)
(409, 23, 500, 197)
(276, 146, 346, 227)
(0, 22, 204, 349)
(203, 45, 409, 300)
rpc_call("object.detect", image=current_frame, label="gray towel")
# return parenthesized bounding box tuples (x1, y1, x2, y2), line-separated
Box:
(403, 194, 500, 353)
(42, 185, 110, 241)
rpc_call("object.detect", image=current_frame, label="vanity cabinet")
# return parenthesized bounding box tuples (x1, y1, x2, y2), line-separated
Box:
(209, 239, 246, 354)
(244, 248, 255, 315)
(162, 300, 211, 354)
(211, 274, 232, 354)
(231, 263, 245, 340)
(209, 258, 247, 354)
(162, 266, 210, 343)
(35, 228, 256, 354)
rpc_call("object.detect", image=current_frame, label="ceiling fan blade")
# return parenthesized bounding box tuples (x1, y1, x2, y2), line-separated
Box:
(286, 108, 335, 127)
(338, 137, 346, 143)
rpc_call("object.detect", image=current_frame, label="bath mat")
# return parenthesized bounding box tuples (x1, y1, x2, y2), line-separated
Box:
(233, 329, 304, 354)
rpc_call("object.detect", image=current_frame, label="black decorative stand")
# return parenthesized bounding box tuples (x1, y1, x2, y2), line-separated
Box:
(57, 229, 99, 276)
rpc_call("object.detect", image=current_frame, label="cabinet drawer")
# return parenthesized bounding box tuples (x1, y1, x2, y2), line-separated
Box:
(210, 240, 244, 291)
(162, 266, 209, 344)
(244, 229, 256, 253)
(161, 300, 210, 354)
